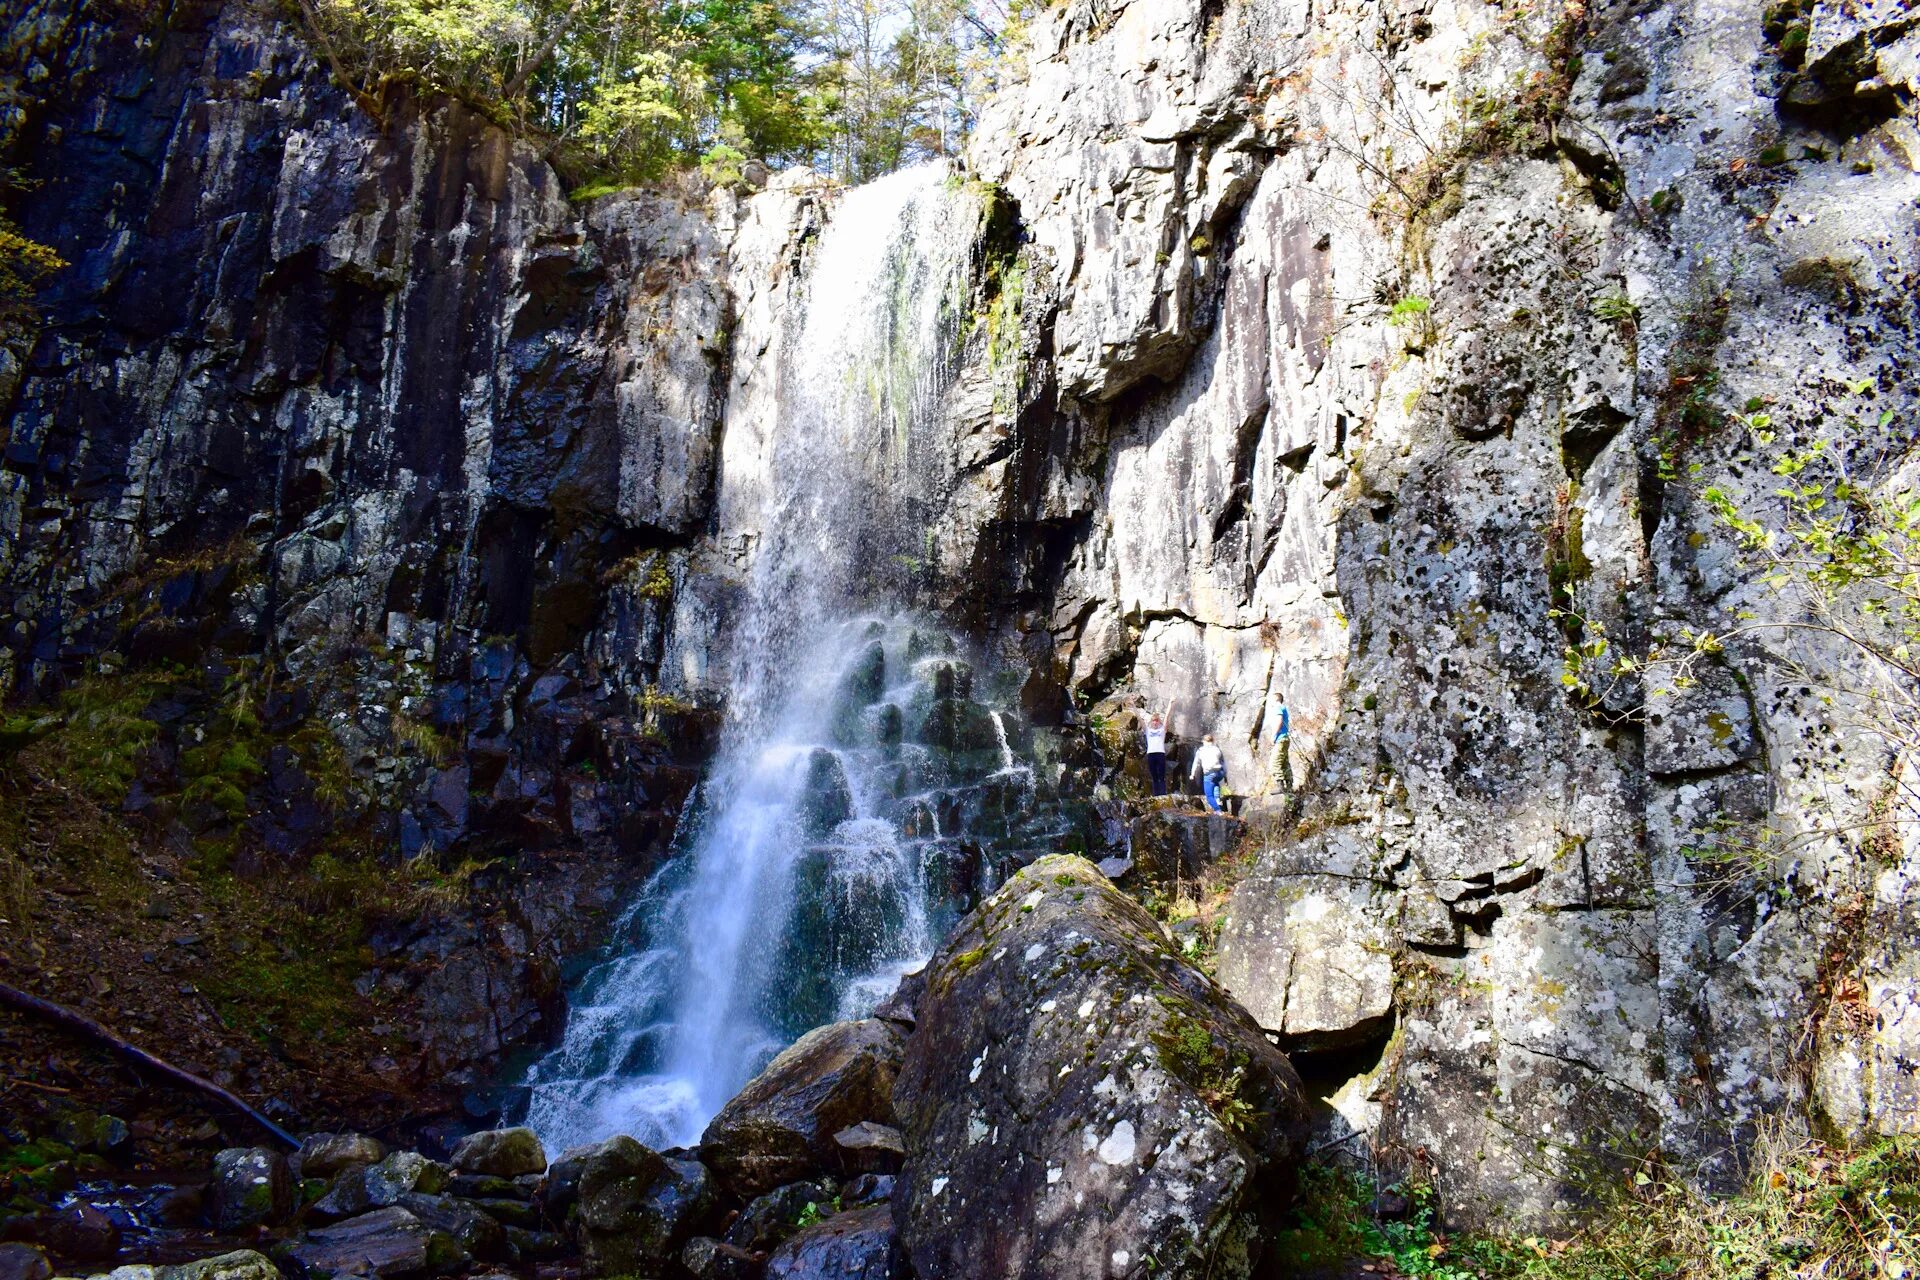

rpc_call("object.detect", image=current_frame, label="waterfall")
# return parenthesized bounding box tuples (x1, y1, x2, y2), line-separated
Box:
(519, 164, 1058, 1153)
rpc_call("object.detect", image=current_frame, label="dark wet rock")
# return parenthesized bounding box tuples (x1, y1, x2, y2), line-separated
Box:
(296, 1134, 389, 1182)
(311, 1152, 448, 1222)
(545, 1135, 659, 1219)
(701, 1020, 904, 1197)
(279, 1206, 464, 1279)
(206, 1148, 292, 1232)
(572, 1140, 712, 1274)
(892, 855, 1309, 1280)
(501, 1227, 570, 1261)
(26, 1203, 119, 1263)
(763, 1204, 896, 1280)
(830, 1124, 905, 1175)
(148, 1184, 206, 1228)
(449, 1128, 546, 1178)
(721, 1180, 838, 1254)
(444, 1174, 524, 1201)
(469, 1197, 539, 1227)
(0, 1243, 50, 1280)
(870, 970, 923, 1031)
(680, 1236, 759, 1280)
(396, 1194, 509, 1262)
(839, 1174, 894, 1208)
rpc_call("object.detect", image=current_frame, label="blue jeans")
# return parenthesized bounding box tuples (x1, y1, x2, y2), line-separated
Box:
(1202, 769, 1223, 813)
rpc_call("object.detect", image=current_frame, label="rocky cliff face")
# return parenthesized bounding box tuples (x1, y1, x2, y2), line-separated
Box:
(5, 0, 1918, 1233)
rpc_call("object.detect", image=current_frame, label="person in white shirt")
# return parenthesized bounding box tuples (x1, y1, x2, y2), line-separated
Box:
(1142, 701, 1172, 796)
(1190, 733, 1226, 813)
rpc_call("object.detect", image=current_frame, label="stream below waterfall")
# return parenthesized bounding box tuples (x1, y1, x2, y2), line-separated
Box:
(515, 165, 1089, 1153)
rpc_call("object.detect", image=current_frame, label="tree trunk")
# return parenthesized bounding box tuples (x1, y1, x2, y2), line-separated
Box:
(0, 981, 299, 1150)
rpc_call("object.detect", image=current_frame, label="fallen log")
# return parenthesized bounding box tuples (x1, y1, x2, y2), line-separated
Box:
(0, 980, 299, 1149)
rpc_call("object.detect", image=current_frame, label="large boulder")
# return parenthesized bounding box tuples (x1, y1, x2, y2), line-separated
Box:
(279, 1207, 464, 1279)
(700, 1020, 904, 1197)
(892, 855, 1308, 1280)
(448, 1128, 547, 1178)
(763, 1205, 896, 1280)
(1127, 811, 1245, 883)
(206, 1148, 292, 1232)
(1215, 870, 1397, 1050)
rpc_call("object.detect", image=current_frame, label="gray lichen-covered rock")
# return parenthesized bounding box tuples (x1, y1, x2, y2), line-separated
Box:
(1216, 869, 1396, 1050)
(893, 855, 1307, 1280)
(762, 1205, 896, 1280)
(448, 1128, 547, 1178)
(700, 1019, 904, 1197)
(206, 1148, 292, 1232)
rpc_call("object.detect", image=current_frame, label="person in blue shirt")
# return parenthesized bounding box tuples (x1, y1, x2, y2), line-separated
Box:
(1268, 693, 1294, 794)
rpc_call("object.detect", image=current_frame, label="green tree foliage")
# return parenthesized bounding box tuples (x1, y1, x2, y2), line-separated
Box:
(295, 0, 1006, 187)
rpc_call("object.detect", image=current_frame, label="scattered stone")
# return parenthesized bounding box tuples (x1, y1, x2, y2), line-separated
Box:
(1096, 855, 1133, 880)
(680, 1236, 759, 1280)
(830, 1123, 905, 1175)
(762, 1204, 895, 1280)
(870, 970, 923, 1031)
(893, 855, 1308, 1280)
(701, 1019, 904, 1196)
(147, 1185, 204, 1228)
(0, 1243, 51, 1280)
(295, 1134, 389, 1182)
(721, 1180, 837, 1254)
(448, 1129, 546, 1178)
(1127, 810, 1243, 882)
(278, 1207, 463, 1279)
(207, 1148, 292, 1232)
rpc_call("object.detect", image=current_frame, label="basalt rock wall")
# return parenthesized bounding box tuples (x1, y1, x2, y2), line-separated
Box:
(5, 0, 1920, 1230)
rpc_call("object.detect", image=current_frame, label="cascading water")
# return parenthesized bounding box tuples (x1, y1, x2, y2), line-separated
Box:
(518, 165, 1080, 1153)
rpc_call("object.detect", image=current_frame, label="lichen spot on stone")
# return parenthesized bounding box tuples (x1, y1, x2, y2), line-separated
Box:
(969, 1049, 988, 1083)
(1021, 889, 1044, 910)
(1097, 1120, 1137, 1165)
(1113, 1249, 1132, 1271)
(1025, 943, 1047, 961)
(930, 1176, 949, 1196)
(1047, 1166, 1063, 1184)
(1078, 998, 1096, 1018)
(1040, 999, 1057, 1013)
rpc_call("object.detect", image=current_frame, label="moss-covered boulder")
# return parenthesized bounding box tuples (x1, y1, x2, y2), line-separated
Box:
(448, 1127, 546, 1178)
(892, 855, 1307, 1280)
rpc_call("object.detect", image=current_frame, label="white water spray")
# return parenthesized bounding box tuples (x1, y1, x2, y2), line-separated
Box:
(521, 166, 1002, 1152)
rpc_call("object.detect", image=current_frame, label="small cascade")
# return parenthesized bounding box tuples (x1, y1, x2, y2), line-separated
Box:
(517, 164, 1091, 1154)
